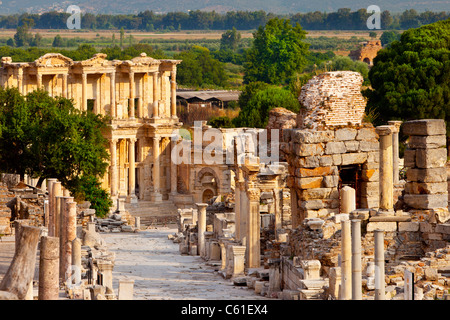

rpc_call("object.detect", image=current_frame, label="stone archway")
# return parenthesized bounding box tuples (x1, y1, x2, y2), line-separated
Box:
(202, 188, 215, 203)
(363, 57, 371, 65)
(196, 167, 219, 202)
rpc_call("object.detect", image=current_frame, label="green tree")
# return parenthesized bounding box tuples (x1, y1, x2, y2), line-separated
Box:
(380, 30, 401, 46)
(243, 18, 309, 85)
(233, 85, 299, 128)
(363, 18, 450, 136)
(13, 21, 33, 47)
(220, 27, 241, 51)
(52, 34, 65, 47)
(0, 87, 111, 210)
(120, 27, 125, 48)
(208, 116, 235, 129)
(175, 46, 228, 88)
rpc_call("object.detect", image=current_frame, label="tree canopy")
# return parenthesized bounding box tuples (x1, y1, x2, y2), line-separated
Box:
(363, 18, 450, 134)
(0, 87, 112, 215)
(243, 18, 310, 85)
(233, 82, 300, 128)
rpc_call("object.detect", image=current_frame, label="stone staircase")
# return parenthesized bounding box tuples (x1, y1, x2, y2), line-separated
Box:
(124, 200, 178, 226)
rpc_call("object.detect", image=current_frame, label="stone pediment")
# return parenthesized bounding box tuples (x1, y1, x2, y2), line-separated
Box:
(79, 53, 113, 67)
(34, 53, 73, 67)
(127, 53, 160, 66)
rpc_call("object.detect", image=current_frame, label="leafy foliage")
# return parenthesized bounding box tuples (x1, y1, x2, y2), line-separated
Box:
(74, 175, 113, 218)
(233, 83, 300, 128)
(243, 18, 310, 85)
(363, 18, 450, 132)
(208, 116, 235, 128)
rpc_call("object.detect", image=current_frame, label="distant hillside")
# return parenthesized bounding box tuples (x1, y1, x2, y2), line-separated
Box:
(0, 0, 449, 14)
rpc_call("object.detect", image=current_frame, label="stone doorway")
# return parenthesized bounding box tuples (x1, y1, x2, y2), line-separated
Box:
(202, 189, 215, 203)
(338, 164, 362, 209)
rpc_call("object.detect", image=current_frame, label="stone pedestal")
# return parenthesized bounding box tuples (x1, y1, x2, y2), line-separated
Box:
(118, 279, 134, 300)
(226, 245, 246, 279)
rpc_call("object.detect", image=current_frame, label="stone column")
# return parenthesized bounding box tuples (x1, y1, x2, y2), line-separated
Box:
(38, 236, 59, 300)
(37, 73, 42, 89)
(375, 125, 395, 214)
(170, 71, 177, 118)
(63, 201, 77, 284)
(46, 178, 57, 232)
(388, 121, 402, 185)
(374, 229, 385, 300)
(17, 68, 23, 94)
(50, 182, 62, 237)
(151, 136, 162, 201)
(81, 73, 87, 112)
(340, 186, 356, 214)
(196, 203, 208, 258)
(170, 139, 178, 197)
(234, 181, 242, 240)
(127, 138, 137, 203)
(62, 74, 68, 98)
(110, 71, 116, 118)
(59, 196, 74, 281)
(135, 217, 140, 230)
(110, 138, 118, 198)
(351, 219, 362, 300)
(152, 72, 159, 118)
(340, 219, 352, 300)
(72, 238, 82, 286)
(246, 187, 260, 268)
(129, 71, 135, 119)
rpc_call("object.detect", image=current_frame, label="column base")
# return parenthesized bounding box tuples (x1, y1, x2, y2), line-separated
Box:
(150, 192, 162, 202)
(376, 208, 395, 216)
(126, 195, 138, 204)
(169, 192, 178, 201)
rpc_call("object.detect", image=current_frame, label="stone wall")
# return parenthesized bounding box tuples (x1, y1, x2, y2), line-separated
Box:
(282, 124, 379, 224)
(297, 71, 367, 129)
(0, 183, 13, 234)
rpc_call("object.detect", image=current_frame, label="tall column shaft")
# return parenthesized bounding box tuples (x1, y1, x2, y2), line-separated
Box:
(152, 136, 161, 201)
(374, 229, 385, 300)
(63, 201, 77, 285)
(62, 74, 68, 98)
(376, 125, 394, 213)
(37, 73, 42, 89)
(110, 139, 118, 197)
(82, 73, 87, 112)
(110, 71, 116, 118)
(388, 121, 402, 185)
(129, 71, 135, 118)
(170, 71, 177, 118)
(340, 219, 352, 300)
(197, 203, 208, 258)
(152, 72, 159, 118)
(351, 219, 362, 300)
(247, 188, 260, 268)
(50, 182, 62, 237)
(127, 138, 137, 202)
(170, 139, 177, 195)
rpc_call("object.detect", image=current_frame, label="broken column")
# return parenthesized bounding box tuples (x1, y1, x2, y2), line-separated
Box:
(375, 125, 395, 215)
(196, 203, 208, 258)
(340, 219, 352, 300)
(72, 238, 82, 286)
(351, 219, 362, 300)
(374, 229, 385, 300)
(340, 186, 356, 214)
(38, 236, 60, 300)
(387, 121, 402, 184)
(49, 181, 61, 237)
(402, 119, 448, 210)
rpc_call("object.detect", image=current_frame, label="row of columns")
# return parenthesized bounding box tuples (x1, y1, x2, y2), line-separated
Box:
(15, 69, 177, 119)
(109, 136, 178, 201)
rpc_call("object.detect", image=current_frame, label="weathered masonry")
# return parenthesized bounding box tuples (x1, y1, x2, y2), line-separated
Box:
(0, 53, 182, 203)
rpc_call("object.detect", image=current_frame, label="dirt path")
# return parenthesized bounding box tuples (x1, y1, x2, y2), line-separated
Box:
(102, 226, 271, 300)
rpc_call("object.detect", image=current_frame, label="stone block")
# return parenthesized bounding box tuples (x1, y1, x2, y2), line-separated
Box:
(335, 128, 357, 141)
(435, 224, 450, 234)
(406, 167, 447, 183)
(331, 154, 342, 165)
(325, 141, 346, 155)
(408, 135, 446, 149)
(296, 166, 336, 178)
(344, 140, 360, 152)
(300, 260, 321, 280)
(294, 143, 324, 157)
(296, 177, 323, 189)
(419, 222, 434, 233)
(403, 194, 448, 209)
(322, 175, 339, 188)
(356, 127, 378, 141)
(398, 222, 420, 232)
(341, 152, 368, 165)
(402, 119, 446, 136)
(291, 130, 335, 144)
(300, 156, 321, 168)
(415, 148, 447, 168)
(300, 200, 325, 210)
(362, 168, 379, 182)
(360, 181, 379, 197)
(301, 188, 333, 200)
(359, 140, 379, 152)
(405, 182, 448, 194)
(367, 151, 379, 163)
(403, 149, 416, 167)
(319, 155, 333, 167)
(366, 221, 397, 232)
